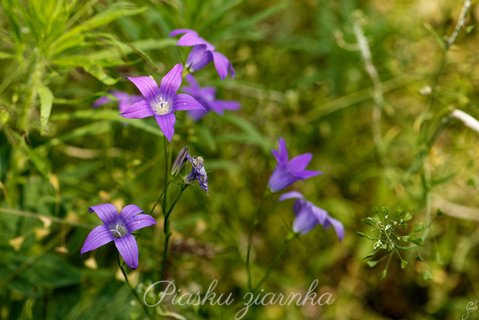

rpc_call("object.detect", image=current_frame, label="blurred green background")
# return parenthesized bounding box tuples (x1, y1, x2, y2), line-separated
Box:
(1, 0, 479, 319)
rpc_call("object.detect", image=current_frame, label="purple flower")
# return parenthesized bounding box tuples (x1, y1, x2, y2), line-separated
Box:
(169, 29, 235, 80)
(279, 191, 344, 239)
(81, 204, 156, 269)
(93, 91, 143, 113)
(183, 74, 240, 120)
(185, 156, 208, 192)
(268, 138, 322, 192)
(171, 147, 208, 192)
(121, 64, 204, 141)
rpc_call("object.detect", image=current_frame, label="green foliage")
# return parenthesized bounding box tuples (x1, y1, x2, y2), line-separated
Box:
(359, 207, 422, 279)
(1, 0, 479, 319)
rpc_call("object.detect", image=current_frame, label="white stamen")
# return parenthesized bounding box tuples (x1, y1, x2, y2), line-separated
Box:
(151, 97, 171, 115)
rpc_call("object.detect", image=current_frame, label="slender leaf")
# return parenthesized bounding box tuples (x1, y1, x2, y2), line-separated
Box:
(39, 85, 53, 135)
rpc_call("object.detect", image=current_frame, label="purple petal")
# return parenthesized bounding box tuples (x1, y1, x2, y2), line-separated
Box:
(126, 214, 156, 232)
(93, 95, 111, 108)
(297, 170, 323, 179)
(88, 204, 118, 224)
(288, 153, 312, 172)
(80, 225, 113, 254)
(177, 33, 211, 48)
(279, 191, 304, 201)
(127, 76, 160, 100)
(120, 99, 154, 118)
(155, 113, 176, 141)
(272, 138, 289, 166)
(311, 204, 328, 224)
(268, 167, 297, 192)
(120, 204, 156, 232)
(114, 234, 139, 269)
(186, 46, 213, 72)
(209, 100, 240, 114)
(159, 64, 183, 101)
(212, 51, 233, 80)
(169, 29, 196, 37)
(324, 216, 345, 240)
(118, 95, 143, 114)
(173, 94, 205, 111)
(185, 74, 199, 88)
(292, 203, 319, 234)
(188, 109, 207, 121)
(120, 204, 144, 221)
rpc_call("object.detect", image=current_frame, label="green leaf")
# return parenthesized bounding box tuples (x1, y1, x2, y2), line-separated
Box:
(380, 268, 388, 280)
(423, 23, 446, 51)
(39, 85, 53, 135)
(49, 4, 146, 56)
(86, 38, 177, 62)
(51, 110, 164, 137)
(366, 260, 380, 267)
(218, 114, 271, 152)
(403, 211, 412, 222)
(361, 217, 374, 226)
(400, 259, 408, 269)
(82, 65, 118, 85)
(0, 51, 13, 59)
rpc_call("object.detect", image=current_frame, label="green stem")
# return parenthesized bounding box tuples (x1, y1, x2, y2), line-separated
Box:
(246, 188, 269, 291)
(160, 184, 188, 282)
(117, 256, 151, 317)
(250, 235, 295, 294)
(162, 137, 169, 216)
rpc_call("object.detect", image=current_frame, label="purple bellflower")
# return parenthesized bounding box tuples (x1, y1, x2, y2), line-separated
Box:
(279, 191, 344, 239)
(169, 29, 235, 80)
(121, 64, 204, 141)
(183, 74, 240, 120)
(171, 146, 208, 192)
(185, 156, 208, 192)
(268, 137, 322, 192)
(81, 204, 156, 270)
(93, 90, 142, 113)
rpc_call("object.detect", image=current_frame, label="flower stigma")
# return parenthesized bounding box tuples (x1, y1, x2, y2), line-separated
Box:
(152, 97, 171, 115)
(109, 222, 128, 238)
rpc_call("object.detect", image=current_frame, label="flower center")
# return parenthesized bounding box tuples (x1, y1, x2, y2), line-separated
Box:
(151, 97, 171, 115)
(109, 222, 128, 238)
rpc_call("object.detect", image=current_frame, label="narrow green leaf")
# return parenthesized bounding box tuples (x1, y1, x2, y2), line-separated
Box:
(0, 51, 13, 59)
(423, 23, 446, 51)
(39, 85, 53, 135)
(380, 268, 388, 280)
(50, 4, 146, 56)
(51, 110, 164, 137)
(220, 114, 271, 152)
(82, 65, 118, 85)
(366, 260, 380, 267)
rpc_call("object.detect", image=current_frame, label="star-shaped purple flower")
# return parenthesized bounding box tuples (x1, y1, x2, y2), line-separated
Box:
(279, 191, 344, 239)
(81, 204, 156, 269)
(121, 64, 204, 141)
(169, 29, 235, 80)
(183, 74, 240, 120)
(268, 137, 322, 192)
(93, 90, 143, 113)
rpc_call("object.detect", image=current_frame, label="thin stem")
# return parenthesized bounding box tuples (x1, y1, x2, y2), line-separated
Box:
(149, 179, 174, 215)
(162, 137, 169, 216)
(352, 13, 386, 165)
(160, 184, 188, 282)
(251, 235, 294, 294)
(117, 256, 151, 317)
(246, 188, 270, 291)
